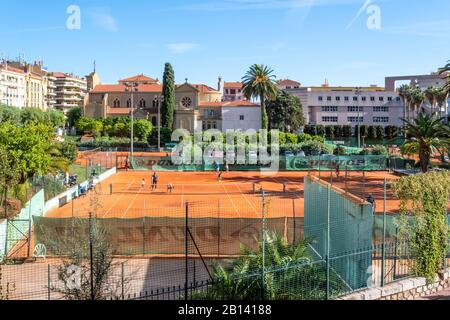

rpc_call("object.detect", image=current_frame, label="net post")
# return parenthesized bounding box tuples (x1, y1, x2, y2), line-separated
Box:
(110, 184, 112, 195)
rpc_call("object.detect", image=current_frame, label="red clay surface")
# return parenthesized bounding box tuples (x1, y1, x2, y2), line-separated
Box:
(45, 170, 403, 220)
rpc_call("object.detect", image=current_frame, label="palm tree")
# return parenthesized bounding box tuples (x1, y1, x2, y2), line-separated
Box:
(401, 112, 450, 173)
(425, 86, 439, 114)
(196, 231, 345, 300)
(410, 88, 425, 119)
(398, 85, 412, 122)
(242, 64, 278, 130)
(435, 87, 448, 119)
(439, 61, 450, 94)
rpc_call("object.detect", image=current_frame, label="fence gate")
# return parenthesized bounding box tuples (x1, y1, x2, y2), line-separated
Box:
(5, 217, 31, 259)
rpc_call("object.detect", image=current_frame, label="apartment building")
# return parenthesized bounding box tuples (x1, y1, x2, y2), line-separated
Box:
(0, 63, 26, 108)
(283, 79, 403, 127)
(54, 72, 88, 113)
(223, 82, 245, 102)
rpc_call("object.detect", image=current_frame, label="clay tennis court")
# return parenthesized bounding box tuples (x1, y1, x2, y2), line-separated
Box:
(45, 169, 403, 220)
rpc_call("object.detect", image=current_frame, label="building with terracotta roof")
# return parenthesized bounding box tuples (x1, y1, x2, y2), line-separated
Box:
(0, 63, 26, 108)
(223, 81, 245, 102)
(84, 75, 261, 132)
(277, 79, 301, 90)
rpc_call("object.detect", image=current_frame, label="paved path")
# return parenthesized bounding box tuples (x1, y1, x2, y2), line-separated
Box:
(415, 288, 450, 300)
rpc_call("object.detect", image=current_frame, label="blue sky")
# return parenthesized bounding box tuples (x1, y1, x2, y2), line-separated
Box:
(1, 0, 449, 88)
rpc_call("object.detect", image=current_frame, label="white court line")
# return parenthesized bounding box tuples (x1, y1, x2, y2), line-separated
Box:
(235, 183, 259, 218)
(122, 181, 143, 218)
(221, 183, 241, 218)
(102, 177, 135, 218)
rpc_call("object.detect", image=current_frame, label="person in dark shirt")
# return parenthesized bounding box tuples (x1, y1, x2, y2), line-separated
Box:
(366, 194, 376, 213)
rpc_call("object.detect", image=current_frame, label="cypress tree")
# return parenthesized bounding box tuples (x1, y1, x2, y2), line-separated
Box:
(161, 63, 175, 129)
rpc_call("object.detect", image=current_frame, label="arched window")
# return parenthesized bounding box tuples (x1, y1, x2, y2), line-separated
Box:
(153, 99, 157, 108)
(127, 99, 132, 108)
(139, 99, 146, 108)
(113, 98, 120, 108)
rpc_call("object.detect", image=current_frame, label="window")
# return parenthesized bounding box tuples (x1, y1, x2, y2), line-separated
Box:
(370, 97, 375, 102)
(327, 96, 332, 101)
(127, 99, 132, 108)
(336, 96, 341, 101)
(318, 96, 323, 101)
(388, 97, 393, 102)
(181, 97, 192, 108)
(322, 116, 338, 123)
(353, 97, 358, 101)
(379, 97, 384, 102)
(373, 106, 389, 113)
(396, 97, 401, 102)
(348, 117, 364, 123)
(113, 98, 120, 108)
(344, 96, 349, 101)
(230, 89, 236, 94)
(321, 106, 338, 112)
(139, 99, 146, 108)
(347, 106, 363, 112)
(239, 115, 245, 121)
(362, 96, 367, 101)
(373, 117, 389, 123)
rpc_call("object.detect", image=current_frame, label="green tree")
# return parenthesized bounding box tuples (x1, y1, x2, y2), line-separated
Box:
(0, 105, 21, 124)
(398, 84, 412, 121)
(161, 63, 176, 130)
(394, 172, 450, 282)
(385, 126, 399, 140)
(48, 109, 66, 128)
(368, 126, 377, 140)
(333, 145, 347, 156)
(439, 60, 450, 94)
(133, 120, 153, 141)
(266, 91, 305, 132)
(242, 64, 278, 130)
(411, 88, 425, 118)
(67, 107, 83, 128)
(401, 112, 450, 173)
(198, 231, 343, 300)
(20, 107, 47, 124)
(342, 125, 352, 138)
(325, 126, 335, 139)
(376, 126, 385, 140)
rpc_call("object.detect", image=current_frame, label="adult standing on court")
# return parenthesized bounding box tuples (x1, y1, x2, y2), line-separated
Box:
(152, 172, 159, 191)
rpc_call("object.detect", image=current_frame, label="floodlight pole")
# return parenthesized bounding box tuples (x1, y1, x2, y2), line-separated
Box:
(126, 83, 139, 165)
(356, 87, 362, 149)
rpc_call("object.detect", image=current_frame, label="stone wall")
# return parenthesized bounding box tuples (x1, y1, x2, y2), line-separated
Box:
(339, 269, 450, 300)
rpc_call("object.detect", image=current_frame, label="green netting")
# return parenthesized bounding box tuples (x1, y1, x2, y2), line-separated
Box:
(286, 155, 387, 171)
(33, 216, 300, 257)
(304, 176, 373, 291)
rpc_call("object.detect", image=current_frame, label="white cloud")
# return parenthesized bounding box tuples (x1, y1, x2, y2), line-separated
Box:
(87, 8, 118, 32)
(166, 43, 200, 54)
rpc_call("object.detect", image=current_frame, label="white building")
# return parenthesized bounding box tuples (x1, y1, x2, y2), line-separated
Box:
(199, 100, 261, 131)
(54, 72, 88, 113)
(0, 64, 26, 108)
(283, 80, 403, 127)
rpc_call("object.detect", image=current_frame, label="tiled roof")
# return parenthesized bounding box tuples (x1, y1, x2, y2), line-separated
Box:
(277, 79, 301, 87)
(91, 84, 162, 93)
(107, 108, 132, 115)
(119, 74, 158, 83)
(199, 100, 259, 107)
(224, 82, 243, 89)
(0, 65, 25, 74)
(192, 84, 219, 93)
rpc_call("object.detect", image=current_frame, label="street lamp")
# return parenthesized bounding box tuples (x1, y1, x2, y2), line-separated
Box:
(125, 82, 139, 164)
(154, 95, 164, 152)
(355, 87, 362, 149)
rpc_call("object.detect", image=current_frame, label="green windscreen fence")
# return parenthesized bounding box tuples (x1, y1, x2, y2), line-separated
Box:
(286, 155, 387, 171)
(33, 216, 303, 257)
(304, 176, 373, 291)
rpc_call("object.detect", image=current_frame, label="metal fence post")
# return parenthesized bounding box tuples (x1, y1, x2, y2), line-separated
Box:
(326, 184, 331, 300)
(88, 211, 95, 300)
(185, 201, 189, 301)
(261, 190, 266, 300)
(121, 262, 125, 300)
(381, 178, 387, 287)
